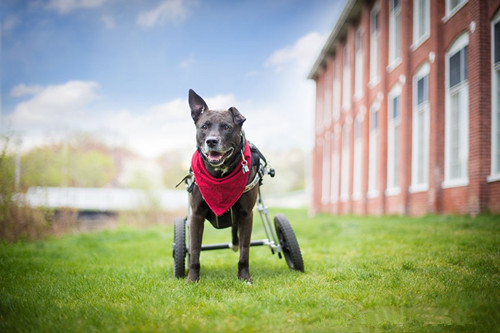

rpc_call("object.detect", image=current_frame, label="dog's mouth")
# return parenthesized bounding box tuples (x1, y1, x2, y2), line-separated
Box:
(204, 148, 234, 166)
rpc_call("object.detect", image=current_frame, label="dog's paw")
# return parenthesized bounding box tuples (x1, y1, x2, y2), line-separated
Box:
(187, 271, 200, 283)
(237, 272, 252, 284)
(240, 278, 253, 285)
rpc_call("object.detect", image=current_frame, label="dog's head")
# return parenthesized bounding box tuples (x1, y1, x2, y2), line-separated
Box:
(189, 89, 246, 169)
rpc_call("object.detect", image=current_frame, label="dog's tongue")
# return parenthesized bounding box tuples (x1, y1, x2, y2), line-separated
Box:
(208, 151, 222, 163)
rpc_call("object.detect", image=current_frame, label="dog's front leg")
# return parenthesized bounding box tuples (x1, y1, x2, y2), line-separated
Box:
(187, 212, 204, 282)
(237, 210, 253, 282)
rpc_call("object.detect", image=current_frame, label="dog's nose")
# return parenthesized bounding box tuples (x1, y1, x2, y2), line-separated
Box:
(206, 137, 219, 148)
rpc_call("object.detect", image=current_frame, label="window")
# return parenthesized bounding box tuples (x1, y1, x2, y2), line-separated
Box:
(370, 3, 380, 84)
(332, 64, 341, 120)
(387, 84, 401, 194)
(490, 12, 500, 180)
(413, 0, 430, 47)
(340, 122, 351, 201)
(354, 28, 364, 98)
(411, 63, 430, 191)
(388, 0, 401, 67)
(330, 133, 340, 203)
(352, 114, 363, 199)
(321, 136, 330, 204)
(444, 33, 469, 187)
(368, 103, 379, 196)
(342, 45, 351, 110)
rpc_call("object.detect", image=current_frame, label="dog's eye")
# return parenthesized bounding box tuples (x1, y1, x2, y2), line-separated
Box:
(222, 124, 231, 131)
(201, 123, 209, 130)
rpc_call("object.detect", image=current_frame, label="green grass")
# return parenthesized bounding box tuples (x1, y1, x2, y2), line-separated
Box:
(1, 209, 499, 332)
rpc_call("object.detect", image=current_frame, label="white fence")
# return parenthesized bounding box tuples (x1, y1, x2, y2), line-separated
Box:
(23, 187, 308, 212)
(24, 187, 188, 211)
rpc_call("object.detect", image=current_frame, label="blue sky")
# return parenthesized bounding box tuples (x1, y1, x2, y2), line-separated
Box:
(1, 0, 345, 157)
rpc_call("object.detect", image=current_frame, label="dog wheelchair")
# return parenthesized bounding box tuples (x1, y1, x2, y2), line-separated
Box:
(172, 148, 304, 278)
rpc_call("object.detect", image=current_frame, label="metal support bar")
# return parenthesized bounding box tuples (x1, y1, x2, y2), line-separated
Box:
(201, 239, 270, 251)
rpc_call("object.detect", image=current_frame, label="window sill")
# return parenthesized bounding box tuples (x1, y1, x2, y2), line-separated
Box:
(411, 34, 430, 51)
(352, 192, 362, 201)
(386, 58, 402, 73)
(354, 92, 364, 101)
(442, 178, 469, 189)
(409, 184, 429, 193)
(368, 78, 380, 89)
(487, 174, 500, 183)
(442, 0, 469, 23)
(385, 187, 400, 196)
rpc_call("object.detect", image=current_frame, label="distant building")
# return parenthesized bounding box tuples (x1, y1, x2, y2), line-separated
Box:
(308, 0, 500, 215)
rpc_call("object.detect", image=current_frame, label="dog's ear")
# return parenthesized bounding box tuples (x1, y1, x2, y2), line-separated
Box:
(189, 89, 208, 123)
(228, 107, 246, 127)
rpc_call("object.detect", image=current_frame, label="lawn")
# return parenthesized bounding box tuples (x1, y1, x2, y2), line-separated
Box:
(1, 209, 499, 332)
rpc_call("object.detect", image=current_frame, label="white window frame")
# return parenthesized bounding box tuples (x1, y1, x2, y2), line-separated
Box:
(315, 77, 324, 134)
(370, 3, 380, 86)
(443, 0, 468, 22)
(352, 111, 364, 200)
(330, 131, 340, 203)
(321, 135, 331, 204)
(387, 83, 402, 196)
(323, 71, 332, 125)
(342, 45, 351, 110)
(354, 27, 364, 99)
(412, 0, 430, 49)
(332, 63, 341, 120)
(444, 33, 469, 188)
(368, 102, 380, 197)
(340, 121, 351, 201)
(388, 0, 402, 70)
(489, 11, 500, 182)
(411, 63, 430, 192)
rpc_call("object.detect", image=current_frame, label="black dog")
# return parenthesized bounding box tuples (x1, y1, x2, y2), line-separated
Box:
(187, 89, 259, 282)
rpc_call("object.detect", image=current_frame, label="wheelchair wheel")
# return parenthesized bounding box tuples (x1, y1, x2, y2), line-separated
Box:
(274, 213, 304, 272)
(173, 217, 187, 278)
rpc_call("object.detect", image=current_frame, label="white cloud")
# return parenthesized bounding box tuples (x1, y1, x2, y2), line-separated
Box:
(2, 15, 20, 33)
(257, 32, 327, 151)
(10, 84, 44, 97)
(265, 32, 326, 77)
(7, 81, 240, 157)
(46, 0, 108, 14)
(9, 81, 99, 133)
(137, 0, 195, 28)
(100, 15, 116, 29)
(6, 31, 326, 156)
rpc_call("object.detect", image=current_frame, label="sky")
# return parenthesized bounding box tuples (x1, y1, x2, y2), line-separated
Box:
(1, 0, 346, 158)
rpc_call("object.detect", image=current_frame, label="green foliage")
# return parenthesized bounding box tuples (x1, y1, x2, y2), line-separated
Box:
(1, 210, 499, 332)
(0, 136, 53, 241)
(21, 140, 117, 188)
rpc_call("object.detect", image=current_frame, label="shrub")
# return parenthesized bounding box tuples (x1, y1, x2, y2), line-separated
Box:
(0, 136, 53, 242)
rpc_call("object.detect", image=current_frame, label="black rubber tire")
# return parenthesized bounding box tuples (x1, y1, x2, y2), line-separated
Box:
(173, 217, 187, 278)
(274, 213, 304, 272)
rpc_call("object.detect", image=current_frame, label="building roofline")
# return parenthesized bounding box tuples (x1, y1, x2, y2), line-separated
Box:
(307, 0, 361, 80)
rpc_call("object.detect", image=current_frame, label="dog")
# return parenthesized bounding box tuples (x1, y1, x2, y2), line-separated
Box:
(187, 89, 259, 282)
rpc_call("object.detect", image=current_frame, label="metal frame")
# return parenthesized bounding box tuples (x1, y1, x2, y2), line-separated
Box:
(184, 166, 284, 258)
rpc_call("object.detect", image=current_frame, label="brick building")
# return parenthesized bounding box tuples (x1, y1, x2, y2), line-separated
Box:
(308, 0, 500, 215)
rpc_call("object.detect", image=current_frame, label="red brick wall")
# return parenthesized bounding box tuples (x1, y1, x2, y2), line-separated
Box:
(310, 0, 500, 216)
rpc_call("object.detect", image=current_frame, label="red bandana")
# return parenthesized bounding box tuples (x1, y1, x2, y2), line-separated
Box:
(191, 142, 251, 216)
